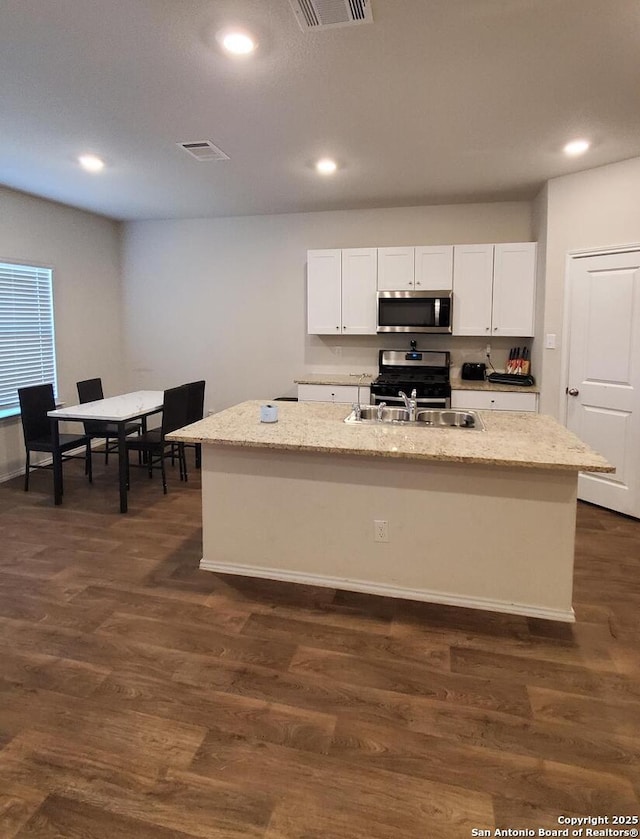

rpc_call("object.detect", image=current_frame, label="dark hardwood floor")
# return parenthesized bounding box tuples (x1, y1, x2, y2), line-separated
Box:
(0, 454, 639, 837)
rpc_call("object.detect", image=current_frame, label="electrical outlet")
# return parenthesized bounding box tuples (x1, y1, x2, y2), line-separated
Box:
(485, 344, 491, 357)
(333, 345, 342, 357)
(374, 519, 389, 542)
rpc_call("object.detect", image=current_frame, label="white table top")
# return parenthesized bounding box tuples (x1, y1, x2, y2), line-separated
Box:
(48, 390, 164, 423)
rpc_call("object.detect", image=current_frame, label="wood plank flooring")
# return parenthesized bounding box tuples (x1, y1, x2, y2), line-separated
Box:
(0, 455, 639, 837)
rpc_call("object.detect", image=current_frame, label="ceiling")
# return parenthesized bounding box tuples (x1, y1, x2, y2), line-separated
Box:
(1, 0, 639, 221)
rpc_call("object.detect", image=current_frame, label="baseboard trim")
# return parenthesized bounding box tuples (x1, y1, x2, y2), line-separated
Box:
(199, 559, 576, 623)
(0, 440, 104, 485)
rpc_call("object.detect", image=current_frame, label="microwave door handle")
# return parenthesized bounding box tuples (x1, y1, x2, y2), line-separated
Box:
(434, 298, 440, 327)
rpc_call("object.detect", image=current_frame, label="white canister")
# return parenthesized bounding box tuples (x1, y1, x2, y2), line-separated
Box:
(260, 403, 278, 423)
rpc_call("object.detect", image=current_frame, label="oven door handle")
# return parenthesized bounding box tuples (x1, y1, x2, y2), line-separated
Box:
(373, 395, 406, 404)
(372, 394, 450, 408)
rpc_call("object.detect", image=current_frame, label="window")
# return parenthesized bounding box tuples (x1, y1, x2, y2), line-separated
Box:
(0, 261, 57, 420)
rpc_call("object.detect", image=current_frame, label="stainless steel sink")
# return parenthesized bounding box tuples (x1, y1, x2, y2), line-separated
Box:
(415, 409, 484, 429)
(356, 405, 410, 422)
(345, 406, 484, 430)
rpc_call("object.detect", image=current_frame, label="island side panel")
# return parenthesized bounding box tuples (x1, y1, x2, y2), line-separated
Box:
(200, 446, 578, 622)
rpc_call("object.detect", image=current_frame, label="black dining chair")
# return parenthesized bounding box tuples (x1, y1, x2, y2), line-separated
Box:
(18, 383, 92, 493)
(125, 384, 189, 493)
(183, 379, 206, 468)
(77, 377, 141, 464)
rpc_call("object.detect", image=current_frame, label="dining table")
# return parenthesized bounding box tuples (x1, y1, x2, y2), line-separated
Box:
(48, 390, 164, 513)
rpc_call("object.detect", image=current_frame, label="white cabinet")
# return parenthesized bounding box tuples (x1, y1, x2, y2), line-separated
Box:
(452, 242, 536, 337)
(298, 384, 371, 404)
(452, 245, 494, 336)
(307, 249, 341, 335)
(451, 390, 538, 412)
(308, 242, 535, 338)
(492, 243, 537, 337)
(307, 248, 377, 335)
(341, 248, 377, 334)
(377, 247, 414, 290)
(415, 246, 454, 290)
(377, 246, 453, 291)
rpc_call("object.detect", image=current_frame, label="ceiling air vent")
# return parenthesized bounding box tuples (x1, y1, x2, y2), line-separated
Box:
(288, 0, 372, 30)
(177, 141, 230, 162)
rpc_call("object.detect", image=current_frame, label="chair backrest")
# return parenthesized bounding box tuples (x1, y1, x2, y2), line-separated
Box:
(161, 385, 190, 437)
(77, 378, 104, 404)
(186, 380, 206, 425)
(77, 378, 106, 436)
(18, 383, 55, 444)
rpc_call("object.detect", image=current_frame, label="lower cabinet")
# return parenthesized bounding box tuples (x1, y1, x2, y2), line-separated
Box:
(298, 384, 371, 404)
(451, 390, 538, 412)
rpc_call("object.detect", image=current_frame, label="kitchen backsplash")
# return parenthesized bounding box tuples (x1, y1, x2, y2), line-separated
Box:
(304, 334, 534, 377)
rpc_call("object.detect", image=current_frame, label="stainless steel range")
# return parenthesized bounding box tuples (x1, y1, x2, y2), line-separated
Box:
(370, 347, 451, 409)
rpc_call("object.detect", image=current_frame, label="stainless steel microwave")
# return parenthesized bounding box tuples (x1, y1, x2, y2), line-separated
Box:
(377, 290, 453, 333)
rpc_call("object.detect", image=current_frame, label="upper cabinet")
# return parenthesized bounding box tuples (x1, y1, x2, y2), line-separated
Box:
(308, 242, 536, 338)
(451, 245, 494, 336)
(377, 246, 453, 291)
(307, 248, 377, 335)
(491, 243, 537, 337)
(452, 242, 537, 337)
(307, 249, 341, 335)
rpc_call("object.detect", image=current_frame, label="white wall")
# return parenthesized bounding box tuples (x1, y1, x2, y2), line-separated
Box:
(531, 184, 548, 391)
(121, 202, 532, 412)
(0, 187, 124, 480)
(541, 156, 640, 417)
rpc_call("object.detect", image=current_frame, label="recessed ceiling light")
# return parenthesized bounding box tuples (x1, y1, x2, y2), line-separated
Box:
(221, 30, 256, 55)
(316, 158, 337, 175)
(563, 139, 590, 157)
(78, 154, 105, 172)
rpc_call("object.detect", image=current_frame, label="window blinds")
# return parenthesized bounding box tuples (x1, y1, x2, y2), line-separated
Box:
(0, 262, 57, 419)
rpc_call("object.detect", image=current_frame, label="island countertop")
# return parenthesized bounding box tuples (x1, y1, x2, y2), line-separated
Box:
(168, 400, 613, 473)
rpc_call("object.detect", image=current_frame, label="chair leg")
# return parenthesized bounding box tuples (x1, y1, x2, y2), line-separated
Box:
(24, 451, 30, 492)
(105, 436, 110, 465)
(161, 451, 167, 494)
(195, 443, 201, 469)
(86, 442, 93, 484)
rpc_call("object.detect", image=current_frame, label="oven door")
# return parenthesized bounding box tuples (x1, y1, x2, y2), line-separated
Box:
(371, 393, 450, 409)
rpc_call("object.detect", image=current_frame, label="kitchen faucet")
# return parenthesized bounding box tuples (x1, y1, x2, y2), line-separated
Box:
(399, 389, 418, 421)
(352, 372, 367, 421)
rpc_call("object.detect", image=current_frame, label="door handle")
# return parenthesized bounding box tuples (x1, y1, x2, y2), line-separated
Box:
(567, 388, 579, 396)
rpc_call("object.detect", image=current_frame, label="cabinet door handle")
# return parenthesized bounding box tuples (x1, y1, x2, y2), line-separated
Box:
(567, 388, 579, 396)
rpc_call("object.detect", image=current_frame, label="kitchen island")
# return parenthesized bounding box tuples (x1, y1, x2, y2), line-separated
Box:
(169, 401, 613, 622)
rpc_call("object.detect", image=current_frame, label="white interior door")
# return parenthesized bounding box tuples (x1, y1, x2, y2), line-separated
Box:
(566, 250, 640, 517)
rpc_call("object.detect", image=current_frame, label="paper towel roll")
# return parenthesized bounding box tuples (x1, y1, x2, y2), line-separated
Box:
(260, 403, 278, 423)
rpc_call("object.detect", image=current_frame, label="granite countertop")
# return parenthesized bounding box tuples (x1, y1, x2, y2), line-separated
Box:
(168, 400, 613, 473)
(295, 373, 375, 386)
(450, 376, 540, 394)
(295, 373, 538, 394)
